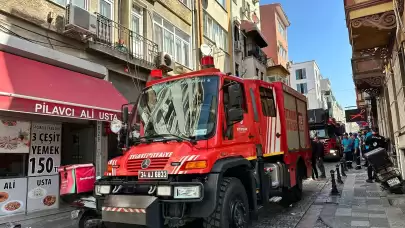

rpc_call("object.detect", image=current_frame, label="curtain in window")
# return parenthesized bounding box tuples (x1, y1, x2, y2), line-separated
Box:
(183, 42, 190, 67)
(154, 25, 163, 51)
(176, 38, 182, 63)
(163, 30, 174, 56)
(100, 0, 112, 19)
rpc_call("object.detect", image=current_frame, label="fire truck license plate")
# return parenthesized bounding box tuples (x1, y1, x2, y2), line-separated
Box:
(138, 170, 168, 179)
(387, 177, 400, 187)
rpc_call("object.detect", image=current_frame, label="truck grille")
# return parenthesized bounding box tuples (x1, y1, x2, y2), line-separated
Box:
(126, 158, 169, 173)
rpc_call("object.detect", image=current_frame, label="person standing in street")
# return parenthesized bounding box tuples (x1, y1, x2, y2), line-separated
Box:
(311, 137, 320, 180)
(342, 133, 354, 168)
(365, 129, 386, 183)
(363, 128, 373, 167)
(353, 133, 362, 170)
(317, 138, 326, 178)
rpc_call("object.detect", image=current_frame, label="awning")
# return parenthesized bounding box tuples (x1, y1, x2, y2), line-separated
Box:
(0, 51, 128, 121)
(240, 20, 268, 48)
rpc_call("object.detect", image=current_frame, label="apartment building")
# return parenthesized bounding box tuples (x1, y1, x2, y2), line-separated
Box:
(196, 0, 232, 73)
(231, 0, 268, 78)
(320, 79, 345, 123)
(0, 0, 192, 222)
(290, 61, 326, 110)
(260, 3, 290, 85)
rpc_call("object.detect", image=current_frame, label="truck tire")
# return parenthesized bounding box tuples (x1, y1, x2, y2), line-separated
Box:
(293, 169, 303, 201)
(280, 170, 303, 207)
(203, 177, 249, 228)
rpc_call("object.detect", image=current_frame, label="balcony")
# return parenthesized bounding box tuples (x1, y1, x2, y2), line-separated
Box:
(344, 0, 401, 94)
(245, 43, 267, 66)
(88, 14, 159, 70)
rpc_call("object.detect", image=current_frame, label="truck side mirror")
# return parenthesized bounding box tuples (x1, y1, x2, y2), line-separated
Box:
(122, 107, 129, 124)
(227, 83, 244, 123)
(228, 108, 244, 122)
(228, 83, 243, 109)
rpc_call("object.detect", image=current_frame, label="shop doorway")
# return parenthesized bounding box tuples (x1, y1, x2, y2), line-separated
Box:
(61, 123, 95, 166)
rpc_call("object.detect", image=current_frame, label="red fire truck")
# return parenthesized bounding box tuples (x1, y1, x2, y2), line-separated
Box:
(94, 55, 312, 228)
(308, 109, 343, 159)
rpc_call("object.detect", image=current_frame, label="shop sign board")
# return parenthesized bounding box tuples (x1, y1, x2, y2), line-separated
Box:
(0, 178, 27, 216)
(96, 121, 102, 177)
(2, 96, 120, 121)
(28, 123, 62, 177)
(0, 119, 31, 153)
(26, 175, 59, 213)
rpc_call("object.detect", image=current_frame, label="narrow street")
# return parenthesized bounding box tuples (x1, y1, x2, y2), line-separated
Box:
(250, 161, 338, 228)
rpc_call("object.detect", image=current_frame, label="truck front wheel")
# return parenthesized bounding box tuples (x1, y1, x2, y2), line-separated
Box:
(203, 177, 249, 228)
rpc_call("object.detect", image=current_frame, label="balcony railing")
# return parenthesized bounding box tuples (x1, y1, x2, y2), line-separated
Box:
(95, 14, 158, 67)
(245, 43, 267, 66)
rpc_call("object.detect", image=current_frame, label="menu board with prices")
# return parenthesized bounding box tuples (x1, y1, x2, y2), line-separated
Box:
(28, 122, 62, 177)
(0, 178, 27, 216)
(27, 175, 59, 212)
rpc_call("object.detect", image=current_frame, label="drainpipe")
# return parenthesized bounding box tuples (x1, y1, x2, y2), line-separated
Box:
(192, 0, 196, 70)
(231, 2, 235, 75)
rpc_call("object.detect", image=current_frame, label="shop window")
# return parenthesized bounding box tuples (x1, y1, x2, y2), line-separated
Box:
(0, 154, 26, 178)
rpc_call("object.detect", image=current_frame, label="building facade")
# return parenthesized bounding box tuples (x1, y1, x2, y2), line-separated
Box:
(320, 78, 345, 123)
(231, 0, 268, 78)
(0, 0, 192, 222)
(260, 3, 289, 68)
(290, 61, 326, 110)
(260, 3, 290, 85)
(343, 0, 405, 175)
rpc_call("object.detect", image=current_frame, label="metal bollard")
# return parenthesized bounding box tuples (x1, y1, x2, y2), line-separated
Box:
(336, 164, 343, 184)
(330, 170, 339, 195)
(340, 161, 347, 177)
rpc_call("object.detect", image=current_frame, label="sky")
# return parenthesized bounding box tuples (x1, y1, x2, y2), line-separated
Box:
(261, 0, 356, 108)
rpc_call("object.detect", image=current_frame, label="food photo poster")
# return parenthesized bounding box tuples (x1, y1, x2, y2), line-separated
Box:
(0, 120, 31, 153)
(0, 178, 27, 216)
(27, 175, 59, 212)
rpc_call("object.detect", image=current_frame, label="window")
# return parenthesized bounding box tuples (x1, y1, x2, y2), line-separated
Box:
(295, 68, 306, 80)
(259, 87, 276, 117)
(53, 0, 88, 9)
(296, 83, 308, 94)
(153, 13, 192, 68)
(0, 154, 26, 177)
(100, 0, 113, 19)
(277, 18, 286, 39)
(256, 68, 259, 76)
(261, 72, 264, 79)
(216, 0, 226, 9)
(278, 43, 287, 59)
(203, 12, 228, 52)
(235, 63, 240, 77)
(178, 0, 191, 8)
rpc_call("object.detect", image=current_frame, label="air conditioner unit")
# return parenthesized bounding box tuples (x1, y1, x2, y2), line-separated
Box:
(234, 41, 243, 52)
(65, 4, 97, 36)
(156, 52, 174, 72)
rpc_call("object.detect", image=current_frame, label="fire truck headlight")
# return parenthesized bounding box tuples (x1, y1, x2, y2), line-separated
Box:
(173, 186, 201, 199)
(330, 149, 337, 155)
(95, 185, 111, 195)
(157, 186, 172, 196)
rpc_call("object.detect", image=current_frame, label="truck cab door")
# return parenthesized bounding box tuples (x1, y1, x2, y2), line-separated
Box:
(220, 78, 256, 158)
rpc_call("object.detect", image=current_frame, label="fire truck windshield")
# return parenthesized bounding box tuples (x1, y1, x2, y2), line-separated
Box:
(131, 75, 219, 141)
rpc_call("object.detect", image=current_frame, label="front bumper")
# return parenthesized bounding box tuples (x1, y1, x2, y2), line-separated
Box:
(102, 195, 162, 227)
(95, 180, 206, 227)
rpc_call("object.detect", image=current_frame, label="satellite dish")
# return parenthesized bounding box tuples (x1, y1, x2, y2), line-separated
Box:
(200, 44, 212, 56)
(110, 119, 123, 134)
